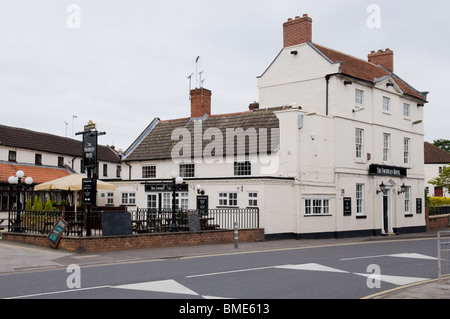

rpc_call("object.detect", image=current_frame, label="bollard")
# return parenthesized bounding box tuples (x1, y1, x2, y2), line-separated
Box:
(234, 222, 239, 249)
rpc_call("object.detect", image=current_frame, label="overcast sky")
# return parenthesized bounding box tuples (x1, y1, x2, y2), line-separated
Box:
(0, 0, 448, 151)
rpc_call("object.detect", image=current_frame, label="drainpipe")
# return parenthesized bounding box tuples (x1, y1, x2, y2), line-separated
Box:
(125, 162, 132, 180)
(325, 75, 330, 116)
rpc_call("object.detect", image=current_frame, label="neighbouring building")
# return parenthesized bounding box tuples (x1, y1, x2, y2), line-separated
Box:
(0, 124, 121, 211)
(117, 14, 429, 239)
(424, 142, 450, 197)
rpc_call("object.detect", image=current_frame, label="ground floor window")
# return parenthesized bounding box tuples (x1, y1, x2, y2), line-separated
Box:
(121, 192, 136, 205)
(356, 184, 364, 215)
(305, 199, 330, 216)
(219, 192, 238, 207)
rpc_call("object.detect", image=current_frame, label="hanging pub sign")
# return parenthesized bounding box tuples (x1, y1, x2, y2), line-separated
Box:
(82, 131, 98, 168)
(197, 195, 209, 216)
(46, 217, 68, 248)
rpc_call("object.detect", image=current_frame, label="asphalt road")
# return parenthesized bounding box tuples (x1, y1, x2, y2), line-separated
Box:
(0, 237, 439, 300)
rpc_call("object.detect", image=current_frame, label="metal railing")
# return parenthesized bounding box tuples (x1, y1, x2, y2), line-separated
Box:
(438, 231, 450, 284)
(8, 208, 260, 237)
(429, 206, 450, 216)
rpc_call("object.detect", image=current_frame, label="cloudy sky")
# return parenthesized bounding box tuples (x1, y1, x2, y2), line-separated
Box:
(0, 0, 448, 151)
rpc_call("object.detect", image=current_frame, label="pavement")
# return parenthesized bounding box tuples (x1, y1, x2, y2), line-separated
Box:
(0, 229, 449, 299)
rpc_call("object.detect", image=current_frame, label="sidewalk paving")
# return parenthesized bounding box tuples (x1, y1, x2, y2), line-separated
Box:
(0, 230, 449, 299)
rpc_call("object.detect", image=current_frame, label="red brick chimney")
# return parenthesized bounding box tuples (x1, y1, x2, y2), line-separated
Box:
(190, 88, 212, 118)
(368, 49, 394, 72)
(283, 14, 312, 48)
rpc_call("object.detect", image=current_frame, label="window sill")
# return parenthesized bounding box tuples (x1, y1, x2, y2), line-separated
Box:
(304, 214, 333, 217)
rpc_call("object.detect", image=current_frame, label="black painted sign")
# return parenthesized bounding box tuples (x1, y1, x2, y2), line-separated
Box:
(369, 164, 407, 178)
(82, 132, 98, 168)
(82, 178, 97, 206)
(197, 195, 209, 216)
(343, 197, 352, 216)
(144, 183, 189, 192)
(46, 217, 68, 248)
(416, 198, 423, 214)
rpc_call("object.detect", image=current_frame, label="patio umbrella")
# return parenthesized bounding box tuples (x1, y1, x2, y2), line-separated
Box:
(34, 174, 117, 210)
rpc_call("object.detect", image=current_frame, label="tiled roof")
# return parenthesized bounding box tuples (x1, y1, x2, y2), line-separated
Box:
(0, 162, 71, 184)
(0, 124, 120, 163)
(311, 43, 427, 101)
(424, 142, 450, 164)
(125, 108, 280, 161)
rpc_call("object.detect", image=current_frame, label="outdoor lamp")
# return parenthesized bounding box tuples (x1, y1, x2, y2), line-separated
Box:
(170, 171, 178, 179)
(8, 170, 34, 232)
(196, 184, 205, 195)
(398, 183, 407, 195)
(377, 182, 387, 195)
(175, 176, 183, 185)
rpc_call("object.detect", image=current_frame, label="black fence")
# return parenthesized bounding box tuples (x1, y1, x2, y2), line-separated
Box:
(7, 208, 260, 237)
(429, 206, 450, 216)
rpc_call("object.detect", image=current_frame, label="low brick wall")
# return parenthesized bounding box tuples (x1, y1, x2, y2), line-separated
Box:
(2, 229, 264, 253)
(426, 206, 450, 231)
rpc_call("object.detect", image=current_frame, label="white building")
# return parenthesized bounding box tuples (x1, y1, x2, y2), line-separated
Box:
(424, 142, 450, 197)
(117, 14, 429, 239)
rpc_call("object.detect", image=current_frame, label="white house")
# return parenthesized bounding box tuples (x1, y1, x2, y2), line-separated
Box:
(424, 142, 450, 197)
(116, 14, 429, 239)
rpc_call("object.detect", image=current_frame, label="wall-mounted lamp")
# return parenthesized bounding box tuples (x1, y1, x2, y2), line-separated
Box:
(377, 182, 388, 195)
(196, 184, 205, 195)
(344, 81, 353, 85)
(398, 183, 407, 195)
(236, 186, 244, 192)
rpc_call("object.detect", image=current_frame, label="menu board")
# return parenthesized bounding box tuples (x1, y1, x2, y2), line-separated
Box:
(46, 217, 68, 248)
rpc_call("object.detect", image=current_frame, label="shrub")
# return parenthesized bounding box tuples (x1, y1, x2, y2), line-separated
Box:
(429, 197, 450, 207)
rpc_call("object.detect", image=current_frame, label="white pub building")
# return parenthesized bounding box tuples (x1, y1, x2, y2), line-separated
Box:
(116, 14, 429, 239)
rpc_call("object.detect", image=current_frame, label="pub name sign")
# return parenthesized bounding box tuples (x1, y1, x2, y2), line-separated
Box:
(369, 164, 407, 178)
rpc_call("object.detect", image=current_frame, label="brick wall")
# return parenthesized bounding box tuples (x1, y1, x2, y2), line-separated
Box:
(426, 206, 450, 231)
(3, 229, 264, 253)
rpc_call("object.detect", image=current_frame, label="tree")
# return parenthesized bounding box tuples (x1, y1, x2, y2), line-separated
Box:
(433, 139, 450, 152)
(44, 198, 53, 211)
(429, 166, 450, 194)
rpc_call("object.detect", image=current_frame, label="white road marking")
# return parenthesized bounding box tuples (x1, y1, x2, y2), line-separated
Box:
(113, 279, 199, 296)
(275, 263, 349, 273)
(354, 273, 429, 286)
(341, 253, 437, 261)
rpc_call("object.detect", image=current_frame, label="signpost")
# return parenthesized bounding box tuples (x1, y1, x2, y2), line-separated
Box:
(75, 121, 105, 237)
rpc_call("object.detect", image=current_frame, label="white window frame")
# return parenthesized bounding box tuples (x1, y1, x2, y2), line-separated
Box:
(219, 192, 238, 207)
(247, 192, 258, 208)
(355, 89, 364, 105)
(142, 165, 156, 179)
(234, 161, 252, 176)
(383, 133, 390, 162)
(404, 186, 411, 214)
(121, 192, 136, 205)
(304, 199, 331, 216)
(179, 163, 195, 178)
(383, 96, 390, 112)
(162, 192, 189, 210)
(403, 103, 410, 117)
(107, 192, 114, 205)
(404, 137, 411, 165)
(356, 184, 364, 215)
(355, 128, 364, 160)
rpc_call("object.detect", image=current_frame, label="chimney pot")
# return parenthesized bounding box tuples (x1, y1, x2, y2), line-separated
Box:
(249, 102, 259, 111)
